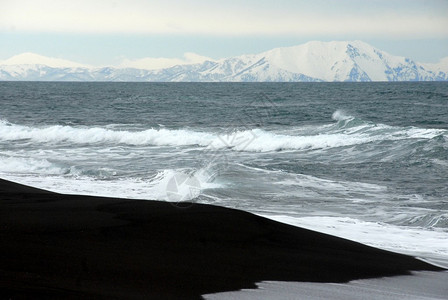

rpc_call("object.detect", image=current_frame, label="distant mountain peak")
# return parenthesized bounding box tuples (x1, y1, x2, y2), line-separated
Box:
(1, 53, 90, 69)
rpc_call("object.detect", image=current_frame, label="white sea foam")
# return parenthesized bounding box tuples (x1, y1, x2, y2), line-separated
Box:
(0, 155, 121, 179)
(0, 173, 159, 199)
(232, 163, 387, 198)
(0, 163, 222, 202)
(331, 109, 351, 121)
(225, 129, 376, 151)
(144, 168, 222, 201)
(263, 214, 448, 262)
(0, 121, 215, 146)
(0, 156, 65, 175)
(1, 117, 445, 152)
(275, 173, 387, 194)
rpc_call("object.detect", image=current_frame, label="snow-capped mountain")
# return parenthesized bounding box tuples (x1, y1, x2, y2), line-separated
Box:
(1, 52, 91, 69)
(1, 41, 447, 82)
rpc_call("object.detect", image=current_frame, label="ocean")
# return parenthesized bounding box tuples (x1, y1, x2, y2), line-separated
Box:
(1, 82, 447, 265)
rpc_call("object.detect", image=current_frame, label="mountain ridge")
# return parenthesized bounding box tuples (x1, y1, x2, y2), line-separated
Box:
(1, 41, 447, 82)
(1, 52, 91, 69)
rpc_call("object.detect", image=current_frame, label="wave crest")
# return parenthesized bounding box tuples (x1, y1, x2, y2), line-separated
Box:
(1, 115, 446, 152)
(332, 109, 351, 121)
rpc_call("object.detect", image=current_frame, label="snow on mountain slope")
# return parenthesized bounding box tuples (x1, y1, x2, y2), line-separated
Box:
(248, 40, 442, 81)
(262, 41, 352, 80)
(422, 57, 448, 81)
(1, 53, 91, 69)
(1, 42, 447, 82)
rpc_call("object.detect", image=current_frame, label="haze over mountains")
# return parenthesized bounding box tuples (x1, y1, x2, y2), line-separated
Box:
(1, 41, 447, 82)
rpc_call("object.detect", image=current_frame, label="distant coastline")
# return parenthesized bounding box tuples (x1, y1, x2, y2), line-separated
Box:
(1, 41, 447, 82)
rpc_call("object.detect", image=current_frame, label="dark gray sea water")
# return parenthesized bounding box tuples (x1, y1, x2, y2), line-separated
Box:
(1, 82, 447, 262)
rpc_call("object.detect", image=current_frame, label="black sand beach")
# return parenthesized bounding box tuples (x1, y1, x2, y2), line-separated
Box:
(0, 178, 444, 299)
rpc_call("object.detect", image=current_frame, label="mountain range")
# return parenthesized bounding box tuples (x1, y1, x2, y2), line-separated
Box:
(1, 41, 447, 82)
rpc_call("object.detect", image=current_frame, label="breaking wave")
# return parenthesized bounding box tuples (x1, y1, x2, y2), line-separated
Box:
(0, 156, 64, 175)
(0, 119, 215, 147)
(1, 114, 446, 152)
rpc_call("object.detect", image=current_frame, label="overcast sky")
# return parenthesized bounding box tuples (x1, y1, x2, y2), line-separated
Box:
(1, 0, 448, 67)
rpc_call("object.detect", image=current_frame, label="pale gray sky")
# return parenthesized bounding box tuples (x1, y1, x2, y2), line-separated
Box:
(1, 0, 447, 66)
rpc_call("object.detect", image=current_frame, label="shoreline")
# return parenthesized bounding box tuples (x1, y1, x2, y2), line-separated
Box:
(0, 178, 444, 299)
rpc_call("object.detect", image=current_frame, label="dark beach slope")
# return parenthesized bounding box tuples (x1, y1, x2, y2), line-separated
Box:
(0, 178, 443, 299)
